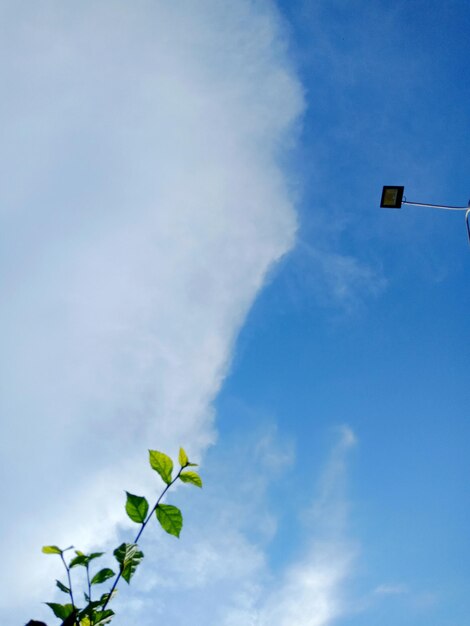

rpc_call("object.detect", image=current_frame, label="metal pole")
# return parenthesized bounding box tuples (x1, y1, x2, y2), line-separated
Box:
(402, 199, 470, 245)
(402, 200, 468, 211)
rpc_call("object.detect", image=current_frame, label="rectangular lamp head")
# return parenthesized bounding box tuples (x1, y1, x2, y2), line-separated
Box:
(380, 186, 404, 209)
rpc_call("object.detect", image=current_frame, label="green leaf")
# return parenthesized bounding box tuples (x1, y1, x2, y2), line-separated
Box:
(91, 567, 115, 585)
(113, 542, 144, 584)
(125, 492, 149, 523)
(70, 550, 104, 568)
(80, 598, 107, 617)
(42, 545, 62, 555)
(178, 447, 188, 466)
(69, 553, 89, 568)
(79, 608, 114, 626)
(46, 602, 74, 619)
(99, 590, 117, 606)
(80, 600, 100, 615)
(92, 610, 115, 626)
(156, 504, 183, 537)
(79, 589, 117, 621)
(179, 470, 202, 488)
(56, 579, 70, 594)
(149, 450, 173, 484)
(62, 610, 79, 626)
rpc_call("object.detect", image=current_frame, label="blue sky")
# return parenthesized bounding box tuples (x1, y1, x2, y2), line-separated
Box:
(1, 1, 469, 625)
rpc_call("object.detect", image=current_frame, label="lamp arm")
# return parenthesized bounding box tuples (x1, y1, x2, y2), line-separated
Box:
(402, 199, 468, 211)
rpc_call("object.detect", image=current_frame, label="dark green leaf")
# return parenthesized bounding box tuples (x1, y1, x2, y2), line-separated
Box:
(45, 602, 74, 619)
(156, 504, 183, 537)
(179, 471, 202, 488)
(99, 590, 117, 606)
(149, 450, 173, 484)
(113, 542, 144, 584)
(70, 550, 104, 569)
(91, 568, 115, 585)
(69, 553, 89, 568)
(125, 492, 149, 523)
(78, 608, 114, 626)
(92, 610, 115, 626)
(42, 545, 62, 555)
(55, 579, 70, 594)
(79, 598, 107, 616)
(178, 447, 188, 467)
(61, 609, 78, 626)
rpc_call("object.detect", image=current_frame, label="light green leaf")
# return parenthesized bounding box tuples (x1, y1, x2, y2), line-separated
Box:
(125, 492, 149, 524)
(42, 545, 62, 555)
(89, 551, 104, 561)
(149, 450, 173, 484)
(91, 567, 115, 585)
(56, 579, 70, 594)
(156, 504, 183, 537)
(113, 542, 144, 584)
(179, 471, 202, 488)
(178, 447, 188, 466)
(46, 602, 74, 619)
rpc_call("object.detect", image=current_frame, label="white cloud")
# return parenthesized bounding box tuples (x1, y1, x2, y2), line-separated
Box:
(374, 583, 409, 596)
(111, 425, 357, 626)
(0, 1, 303, 623)
(254, 422, 296, 473)
(258, 544, 354, 626)
(297, 242, 387, 312)
(254, 426, 357, 626)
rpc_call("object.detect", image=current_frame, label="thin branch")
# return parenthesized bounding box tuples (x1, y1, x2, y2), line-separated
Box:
(101, 465, 185, 611)
(59, 552, 79, 626)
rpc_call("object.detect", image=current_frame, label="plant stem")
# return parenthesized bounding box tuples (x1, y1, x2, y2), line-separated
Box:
(102, 466, 184, 611)
(60, 552, 78, 625)
(86, 564, 95, 626)
(137, 467, 183, 544)
(86, 563, 92, 603)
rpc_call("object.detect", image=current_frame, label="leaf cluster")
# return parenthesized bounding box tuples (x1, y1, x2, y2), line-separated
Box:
(40, 448, 201, 626)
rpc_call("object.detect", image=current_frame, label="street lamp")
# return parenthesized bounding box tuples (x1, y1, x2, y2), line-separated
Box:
(380, 185, 470, 243)
(380, 186, 404, 209)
